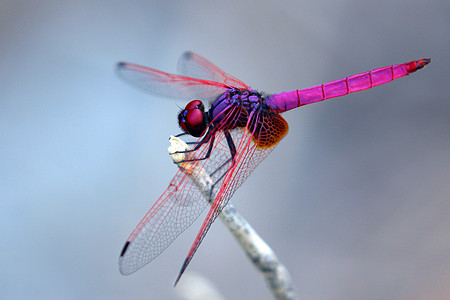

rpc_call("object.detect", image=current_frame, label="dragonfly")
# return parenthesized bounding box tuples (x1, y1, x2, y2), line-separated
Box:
(117, 52, 430, 284)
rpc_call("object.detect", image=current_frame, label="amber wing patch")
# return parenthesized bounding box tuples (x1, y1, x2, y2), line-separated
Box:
(248, 113, 289, 149)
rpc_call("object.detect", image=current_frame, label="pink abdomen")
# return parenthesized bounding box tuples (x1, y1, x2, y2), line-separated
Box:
(265, 58, 430, 113)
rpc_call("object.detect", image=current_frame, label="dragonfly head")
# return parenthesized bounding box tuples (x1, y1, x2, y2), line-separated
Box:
(178, 100, 207, 137)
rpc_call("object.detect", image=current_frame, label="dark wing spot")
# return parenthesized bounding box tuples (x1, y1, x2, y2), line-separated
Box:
(120, 241, 130, 257)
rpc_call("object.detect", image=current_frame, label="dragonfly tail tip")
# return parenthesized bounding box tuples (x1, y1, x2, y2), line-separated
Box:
(417, 58, 431, 69)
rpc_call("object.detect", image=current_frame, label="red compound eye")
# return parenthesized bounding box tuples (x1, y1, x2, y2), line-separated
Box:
(178, 100, 206, 137)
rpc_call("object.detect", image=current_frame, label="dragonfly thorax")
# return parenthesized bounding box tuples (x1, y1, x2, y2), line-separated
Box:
(209, 89, 265, 130)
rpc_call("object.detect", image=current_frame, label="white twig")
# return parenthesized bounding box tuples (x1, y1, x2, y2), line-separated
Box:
(168, 136, 297, 300)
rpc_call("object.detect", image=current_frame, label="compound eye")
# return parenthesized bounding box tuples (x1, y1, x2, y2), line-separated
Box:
(185, 109, 205, 137)
(185, 99, 204, 111)
(178, 100, 206, 137)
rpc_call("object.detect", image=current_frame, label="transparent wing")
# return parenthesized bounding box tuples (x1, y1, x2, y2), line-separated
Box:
(177, 52, 250, 90)
(119, 127, 239, 275)
(174, 111, 289, 283)
(119, 107, 287, 278)
(117, 62, 230, 101)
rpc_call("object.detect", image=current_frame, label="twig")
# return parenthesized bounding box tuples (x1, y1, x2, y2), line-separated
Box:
(168, 136, 297, 300)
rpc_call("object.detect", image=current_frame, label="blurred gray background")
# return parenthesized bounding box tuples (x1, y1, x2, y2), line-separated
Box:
(1, 1, 449, 299)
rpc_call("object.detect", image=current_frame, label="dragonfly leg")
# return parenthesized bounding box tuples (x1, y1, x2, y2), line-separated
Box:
(174, 134, 216, 164)
(170, 129, 213, 154)
(173, 132, 198, 145)
(174, 132, 189, 138)
(204, 130, 236, 179)
(224, 130, 236, 161)
(205, 130, 237, 202)
(210, 157, 232, 178)
(207, 158, 234, 203)
(207, 130, 236, 177)
(176, 128, 236, 165)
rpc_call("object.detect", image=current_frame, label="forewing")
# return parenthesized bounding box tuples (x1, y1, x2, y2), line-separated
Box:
(177, 52, 250, 90)
(119, 136, 216, 275)
(119, 106, 287, 278)
(119, 121, 238, 275)
(117, 62, 229, 101)
(175, 111, 287, 283)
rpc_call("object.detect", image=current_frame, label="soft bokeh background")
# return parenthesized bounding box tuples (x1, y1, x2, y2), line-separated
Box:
(1, 1, 449, 299)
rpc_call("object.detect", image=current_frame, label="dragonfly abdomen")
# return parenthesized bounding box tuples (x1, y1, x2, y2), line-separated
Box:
(265, 58, 431, 113)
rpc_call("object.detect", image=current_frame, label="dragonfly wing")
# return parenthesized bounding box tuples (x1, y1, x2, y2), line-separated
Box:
(119, 123, 236, 275)
(119, 105, 288, 279)
(174, 111, 288, 284)
(119, 165, 211, 275)
(177, 52, 250, 90)
(117, 62, 230, 101)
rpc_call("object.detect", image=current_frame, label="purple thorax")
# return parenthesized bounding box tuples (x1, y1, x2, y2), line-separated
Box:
(208, 88, 265, 126)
